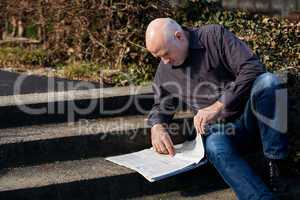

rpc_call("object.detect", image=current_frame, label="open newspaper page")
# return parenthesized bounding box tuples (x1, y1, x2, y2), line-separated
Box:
(105, 136, 206, 182)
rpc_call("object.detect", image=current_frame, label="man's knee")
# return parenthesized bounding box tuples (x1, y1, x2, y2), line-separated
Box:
(251, 72, 283, 96)
(205, 133, 232, 162)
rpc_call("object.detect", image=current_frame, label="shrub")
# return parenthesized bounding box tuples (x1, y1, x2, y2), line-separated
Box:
(0, 0, 298, 85)
(0, 47, 47, 68)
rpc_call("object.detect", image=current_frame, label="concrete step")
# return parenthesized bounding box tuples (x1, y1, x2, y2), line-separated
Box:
(0, 112, 194, 168)
(130, 189, 236, 200)
(0, 85, 154, 128)
(0, 157, 235, 200)
(0, 84, 152, 107)
(1, 156, 299, 200)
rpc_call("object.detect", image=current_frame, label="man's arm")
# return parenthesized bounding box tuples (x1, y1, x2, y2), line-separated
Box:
(147, 84, 177, 127)
(147, 63, 178, 127)
(217, 25, 266, 112)
(147, 69, 177, 155)
(194, 25, 266, 135)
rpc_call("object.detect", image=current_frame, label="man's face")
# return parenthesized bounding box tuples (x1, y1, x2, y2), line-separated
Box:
(147, 33, 188, 66)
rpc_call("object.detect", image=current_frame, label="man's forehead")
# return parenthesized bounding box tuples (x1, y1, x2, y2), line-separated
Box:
(148, 42, 168, 56)
(147, 39, 166, 55)
(154, 49, 168, 57)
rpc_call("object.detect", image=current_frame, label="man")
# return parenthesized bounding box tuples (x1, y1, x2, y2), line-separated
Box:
(146, 18, 288, 200)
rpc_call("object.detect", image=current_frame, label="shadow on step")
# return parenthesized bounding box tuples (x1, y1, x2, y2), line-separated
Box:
(0, 165, 229, 200)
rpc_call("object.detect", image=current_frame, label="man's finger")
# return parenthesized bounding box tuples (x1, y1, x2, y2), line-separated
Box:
(163, 136, 175, 156)
(194, 117, 200, 135)
(152, 143, 156, 151)
(155, 143, 163, 154)
(158, 142, 168, 154)
(154, 144, 160, 153)
(200, 117, 207, 135)
(197, 116, 203, 134)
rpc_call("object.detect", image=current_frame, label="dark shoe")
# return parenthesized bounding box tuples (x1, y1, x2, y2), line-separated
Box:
(264, 158, 289, 193)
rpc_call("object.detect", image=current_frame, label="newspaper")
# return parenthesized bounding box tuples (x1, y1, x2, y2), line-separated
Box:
(105, 136, 207, 182)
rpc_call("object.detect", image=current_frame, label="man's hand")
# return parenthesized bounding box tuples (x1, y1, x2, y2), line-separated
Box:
(151, 124, 175, 156)
(194, 101, 224, 135)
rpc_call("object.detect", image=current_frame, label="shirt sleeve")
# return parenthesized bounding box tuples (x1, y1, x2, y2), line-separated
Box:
(217, 25, 266, 112)
(146, 67, 178, 127)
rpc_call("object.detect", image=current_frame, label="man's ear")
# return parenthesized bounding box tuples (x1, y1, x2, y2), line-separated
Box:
(174, 31, 183, 41)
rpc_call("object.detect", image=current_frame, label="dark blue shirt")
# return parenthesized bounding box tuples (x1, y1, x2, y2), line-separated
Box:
(147, 24, 266, 127)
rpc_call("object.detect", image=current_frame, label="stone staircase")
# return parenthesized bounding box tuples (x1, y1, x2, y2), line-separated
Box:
(0, 71, 299, 200)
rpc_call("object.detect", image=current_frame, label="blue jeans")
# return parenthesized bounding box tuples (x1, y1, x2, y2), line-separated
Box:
(204, 72, 288, 200)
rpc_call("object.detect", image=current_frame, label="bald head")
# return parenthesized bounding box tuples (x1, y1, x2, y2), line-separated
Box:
(145, 18, 189, 66)
(146, 18, 182, 49)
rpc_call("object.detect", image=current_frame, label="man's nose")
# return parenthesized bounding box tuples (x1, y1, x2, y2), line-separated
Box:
(161, 57, 171, 64)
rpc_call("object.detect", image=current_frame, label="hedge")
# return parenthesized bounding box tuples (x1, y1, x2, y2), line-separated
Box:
(0, 0, 298, 85)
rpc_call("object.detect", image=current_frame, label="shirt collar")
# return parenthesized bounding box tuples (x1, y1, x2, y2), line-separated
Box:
(171, 27, 204, 69)
(183, 27, 204, 50)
